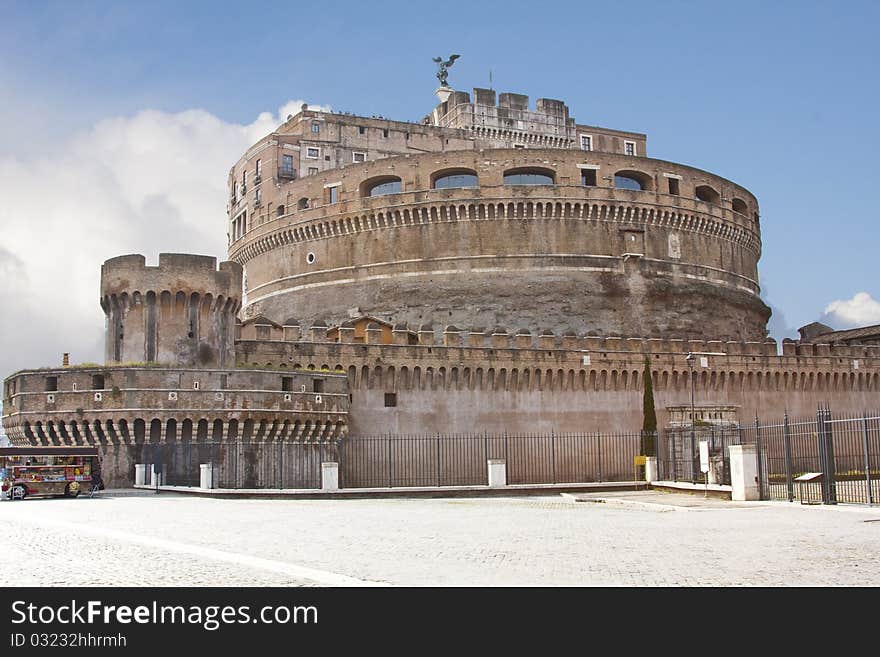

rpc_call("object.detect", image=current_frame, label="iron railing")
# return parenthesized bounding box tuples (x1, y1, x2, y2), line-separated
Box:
(339, 432, 642, 489)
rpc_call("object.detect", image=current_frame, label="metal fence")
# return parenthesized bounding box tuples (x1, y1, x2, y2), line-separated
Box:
(339, 432, 642, 488)
(659, 408, 880, 505)
(746, 409, 880, 505)
(657, 426, 739, 485)
(139, 431, 643, 490)
(141, 441, 334, 490)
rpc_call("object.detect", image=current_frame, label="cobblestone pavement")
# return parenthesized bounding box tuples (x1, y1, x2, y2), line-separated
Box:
(2, 491, 879, 586)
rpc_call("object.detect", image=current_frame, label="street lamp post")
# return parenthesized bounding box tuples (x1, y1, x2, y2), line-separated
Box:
(686, 352, 696, 482)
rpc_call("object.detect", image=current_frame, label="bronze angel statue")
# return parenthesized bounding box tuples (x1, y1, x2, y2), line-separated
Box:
(433, 54, 460, 88)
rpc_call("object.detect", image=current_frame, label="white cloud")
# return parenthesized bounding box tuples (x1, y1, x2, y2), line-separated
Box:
(0, 100, 329, 377)
(820, 292, 880, 329)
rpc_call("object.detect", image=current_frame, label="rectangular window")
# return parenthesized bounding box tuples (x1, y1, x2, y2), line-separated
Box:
(313, 379, 324, 393)
(255, 188, 262, 206)
(282, 154, 294, 171)
(624, 141, 636, 156)
(580, 134, 593, 151)
(232, 181, 237, 199)
(328, 186, 338, 204)
(582, 169, 597, 186)
(308, 167, 318, 175)
(382, 129, 389, 138)
(384, 392, 397, 407)
(358, 126, 365, 135)
(241, 169, 246, 186)
(514, 143, 525, 149)
(353, 152, 366, 163)
(667, 177, 680, 195)
(306, 147, 319, 159)
(255, 159, 262, 177)
(45, 376, 58, 392)
(91, 374, 105, 390)
(281, 377, 293, 392)
(220, 374, 228, 389)
(311, 123, 320, 134)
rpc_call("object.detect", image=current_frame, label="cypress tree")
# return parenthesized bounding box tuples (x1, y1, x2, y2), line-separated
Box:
(641, 355, 657, 455)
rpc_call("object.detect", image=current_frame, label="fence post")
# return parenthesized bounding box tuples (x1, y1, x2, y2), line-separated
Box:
(754, 413, 765, 500)
(783, 412, 793, 502)
(387, 432, 392, 488)
(863, 412, 874, 506)
(817, 407, 837, 505)
(436, 433, 441, 487)
(597, 431, 603, 482)
(551, 430, 557, 484)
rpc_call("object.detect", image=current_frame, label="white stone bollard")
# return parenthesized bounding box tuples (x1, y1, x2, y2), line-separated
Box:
(321, 462, 339, 491)
(488, 459, 507, 488)
(199, 464, 215, 489)
(644, 457, 658, 483)
(728, 444, 760, 501)
(135, 464, 147, 486)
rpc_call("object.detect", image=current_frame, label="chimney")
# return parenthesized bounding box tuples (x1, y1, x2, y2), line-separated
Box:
(62, 353, 70, 367)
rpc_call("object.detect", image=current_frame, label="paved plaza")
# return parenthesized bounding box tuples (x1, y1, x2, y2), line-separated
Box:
(2, 491, 878, 586)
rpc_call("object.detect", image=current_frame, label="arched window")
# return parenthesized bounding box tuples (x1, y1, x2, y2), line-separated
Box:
(613, 170, 652, 191)
(731, 197, 748, 214)
(695, 185, 720, 204)
(297, 197, 309, 210)
(503, 167, 555, 185)
(276, 204, 285, 217)
(361, 176, 402, 197)
(432, 168, 478, 189)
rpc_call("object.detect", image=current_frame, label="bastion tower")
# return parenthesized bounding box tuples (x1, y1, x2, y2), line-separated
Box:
(101, 254, 242, 367)
(228, 89, 770, 340)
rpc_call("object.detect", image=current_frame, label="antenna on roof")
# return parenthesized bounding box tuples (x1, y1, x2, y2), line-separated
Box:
(489, 69, 493, 90)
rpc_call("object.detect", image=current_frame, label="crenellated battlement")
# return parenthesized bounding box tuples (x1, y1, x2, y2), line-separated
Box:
(101, 253, 243, 368)
(237, 319, 880, 362)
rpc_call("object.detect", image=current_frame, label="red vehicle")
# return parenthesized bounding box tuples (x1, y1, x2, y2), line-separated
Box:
(0, 447, 100, 500)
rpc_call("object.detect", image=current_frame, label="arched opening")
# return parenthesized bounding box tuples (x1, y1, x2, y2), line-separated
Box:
(297, 197, 309, 210)
(731, 197, 748, 214)
(361, 175, 402, 198)
(276, 204, 285, 217)
(503, 167, 555, 185)
(431, 168, 478, 189)
(695, 184, 720, 204)
(613, 170, 653, 191)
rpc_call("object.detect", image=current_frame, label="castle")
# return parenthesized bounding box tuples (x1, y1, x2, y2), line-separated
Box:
(3, 83, 879, 486)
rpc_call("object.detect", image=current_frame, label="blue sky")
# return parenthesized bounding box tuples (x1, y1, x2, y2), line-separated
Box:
(0, 0, 878, 375)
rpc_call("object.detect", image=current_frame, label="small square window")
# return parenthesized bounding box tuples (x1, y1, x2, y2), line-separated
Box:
(582, 169, 597, 186)
(282, 376, 293, 392)
(308, 167, 318, 175)
(624, 141, 636, 156)
(313, 379, 324, 393)
(45, 376, 58, 392)
(91, 374, 105, 390)
(311, 123, 320, 134)
(353, 152, 366, 163)
(384, 392, 397, 407)
(306, 147, 319, 159)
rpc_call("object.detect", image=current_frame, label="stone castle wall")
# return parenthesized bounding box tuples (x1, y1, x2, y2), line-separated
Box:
(231, 147, 766, 340)
(236, 324, 880, 435)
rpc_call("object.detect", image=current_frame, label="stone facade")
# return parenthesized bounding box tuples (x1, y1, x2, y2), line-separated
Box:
(2, 85, 879, 486)
(228, 91, 766, 340)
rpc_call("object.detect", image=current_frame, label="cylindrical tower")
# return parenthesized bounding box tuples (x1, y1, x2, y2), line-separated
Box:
(229, 148, 770, 340)
(100, 253, 243, 367)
